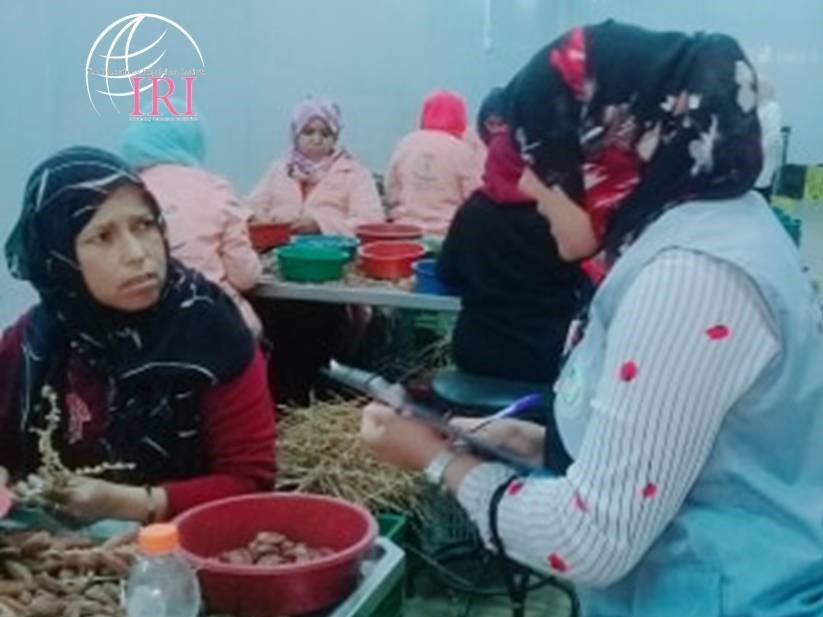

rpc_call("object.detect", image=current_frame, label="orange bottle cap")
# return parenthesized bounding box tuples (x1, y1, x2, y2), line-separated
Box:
(138, 523, 180, 555)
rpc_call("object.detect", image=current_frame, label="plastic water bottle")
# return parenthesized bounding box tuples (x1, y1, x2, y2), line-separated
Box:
(126, 523, 201, 617)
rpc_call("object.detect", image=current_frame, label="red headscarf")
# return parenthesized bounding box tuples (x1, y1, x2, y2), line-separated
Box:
(481, 132, 530, 204)
(482, 131, 608, 284)
(420, 90, 468, 138)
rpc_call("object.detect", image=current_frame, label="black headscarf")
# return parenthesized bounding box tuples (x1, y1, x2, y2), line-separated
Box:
(504, 21, 763, 260)
(5, 146, 255, 483)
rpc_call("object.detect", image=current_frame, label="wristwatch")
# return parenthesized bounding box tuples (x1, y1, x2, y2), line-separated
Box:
(423, 449, 460, 487)
(144, 485, 159, 524)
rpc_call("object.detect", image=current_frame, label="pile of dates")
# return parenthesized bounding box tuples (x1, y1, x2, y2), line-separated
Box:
(216, 532, 333, 567)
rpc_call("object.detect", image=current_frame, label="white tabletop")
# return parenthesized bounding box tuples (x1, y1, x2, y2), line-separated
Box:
(253, 273, 462, 312)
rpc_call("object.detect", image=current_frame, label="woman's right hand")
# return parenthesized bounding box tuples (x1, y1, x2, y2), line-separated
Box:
(517, 167, 598, 261)
(449, 417, 546, 467)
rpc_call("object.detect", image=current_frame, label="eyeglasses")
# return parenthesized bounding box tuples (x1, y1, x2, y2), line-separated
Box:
(300, 127, 334, 139)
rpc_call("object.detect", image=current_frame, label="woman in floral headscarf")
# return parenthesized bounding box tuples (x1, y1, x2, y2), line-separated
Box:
(0, 147, 276, 524)
(247, 97, 384, 236)
(362, 22, 823, 617)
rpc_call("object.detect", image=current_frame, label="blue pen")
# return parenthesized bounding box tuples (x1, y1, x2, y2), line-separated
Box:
(465, 393, 544, 434)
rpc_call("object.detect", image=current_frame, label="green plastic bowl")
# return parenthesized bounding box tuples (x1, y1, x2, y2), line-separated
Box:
(276, 244, 348, 282)
(377, 512, 407, 544)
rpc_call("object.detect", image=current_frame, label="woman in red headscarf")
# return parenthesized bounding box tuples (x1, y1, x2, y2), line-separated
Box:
(437, 110, 584, 387)
(385, 90, 484, 236)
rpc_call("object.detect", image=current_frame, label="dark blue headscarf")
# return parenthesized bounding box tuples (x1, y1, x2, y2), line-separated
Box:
(476, 87, 507, 145)
(4, 146, 254, 482)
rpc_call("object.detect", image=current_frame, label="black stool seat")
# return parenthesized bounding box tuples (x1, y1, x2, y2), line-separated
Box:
(433, 367, 554, 418)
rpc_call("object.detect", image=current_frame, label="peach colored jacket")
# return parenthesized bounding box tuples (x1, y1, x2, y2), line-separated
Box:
(247, 156, 384, 236)
(386, 129, 484, 236)
(139, 165, 263, 337)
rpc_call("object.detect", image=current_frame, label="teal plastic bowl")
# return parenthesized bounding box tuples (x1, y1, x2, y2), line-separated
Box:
(292, 234, 360, 260)
(276, 244, 349, 283)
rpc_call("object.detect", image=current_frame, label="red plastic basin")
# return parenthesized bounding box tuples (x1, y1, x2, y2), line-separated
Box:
(358, 240, 427, 280)
(248, 222, 292, 251)
(354, 222, 423, 245)
(175, 493, 377, 616)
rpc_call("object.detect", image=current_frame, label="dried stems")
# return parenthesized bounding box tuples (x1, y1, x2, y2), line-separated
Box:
(12, 386, 134, 505)
(276, 395, 426, 517)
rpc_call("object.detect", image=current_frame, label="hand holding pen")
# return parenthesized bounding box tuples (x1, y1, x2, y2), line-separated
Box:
(464, 393, 544, 434)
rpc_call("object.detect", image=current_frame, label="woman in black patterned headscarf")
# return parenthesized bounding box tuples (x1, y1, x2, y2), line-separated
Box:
(0, 146, 276, 523)
(361, 22, 823, 617)
(502, 20, 762, 267)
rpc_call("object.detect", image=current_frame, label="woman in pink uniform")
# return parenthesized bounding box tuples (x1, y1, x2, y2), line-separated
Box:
(386, 90, 483, 236)
(121, 113, 263, 337)
(247, 97, 384, 236)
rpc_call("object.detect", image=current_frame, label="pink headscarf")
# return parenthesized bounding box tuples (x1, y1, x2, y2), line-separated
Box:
(287, 97, 347, 183)
(420, 90, 467, 138)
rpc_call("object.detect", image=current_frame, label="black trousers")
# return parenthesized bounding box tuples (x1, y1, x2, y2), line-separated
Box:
(251, 297, 349, 404)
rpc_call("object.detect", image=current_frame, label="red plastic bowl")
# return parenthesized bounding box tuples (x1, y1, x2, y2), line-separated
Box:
(175, 493, 377, 617)
(248, 222, 292, 251)
(354, 222, 423, 245)
(358, 240, 427, 280)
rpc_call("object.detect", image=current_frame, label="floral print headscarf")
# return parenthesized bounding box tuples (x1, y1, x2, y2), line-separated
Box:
(504, 21, 763, 260)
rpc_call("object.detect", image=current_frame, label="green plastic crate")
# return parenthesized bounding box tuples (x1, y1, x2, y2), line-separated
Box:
(328, 538, 405, 617)
(377, 512, 408, 544)
(367, 580, 403, 617)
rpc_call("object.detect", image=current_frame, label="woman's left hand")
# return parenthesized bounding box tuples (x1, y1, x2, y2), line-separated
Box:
(290, 216, 321, 235)
(46, 477, 124, 524)
(360, 403, 449, 471)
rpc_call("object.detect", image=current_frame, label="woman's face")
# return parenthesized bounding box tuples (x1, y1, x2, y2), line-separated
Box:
(483, 114, 508, 138)
(75, 184, 167, 311)
(296, 118, 337, 161)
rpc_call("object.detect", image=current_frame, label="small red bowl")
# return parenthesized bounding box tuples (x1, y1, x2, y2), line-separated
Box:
(248, 222, 292, 251)
(175, 493, 377, 617)
(354, 222, 423, 245)
(358, 240, 427, 280)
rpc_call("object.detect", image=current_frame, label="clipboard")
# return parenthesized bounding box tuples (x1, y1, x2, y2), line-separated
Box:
(323, 361, 543, 473)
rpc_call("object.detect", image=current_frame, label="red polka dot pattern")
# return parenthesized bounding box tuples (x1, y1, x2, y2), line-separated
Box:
(508, 481, 525, 496)
(620, 361, 638, 382)
(548, 553, 569, 572)
(706, 324, 730, 340)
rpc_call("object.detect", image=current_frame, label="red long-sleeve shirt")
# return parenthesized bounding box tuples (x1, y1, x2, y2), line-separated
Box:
(0, 312, 276, 517)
